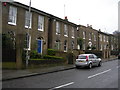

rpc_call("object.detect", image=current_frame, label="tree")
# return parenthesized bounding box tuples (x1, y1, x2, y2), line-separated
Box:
(2, 33, 15, 49)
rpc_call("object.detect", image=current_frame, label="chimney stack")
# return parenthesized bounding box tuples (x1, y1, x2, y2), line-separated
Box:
(65, 16, 68, 21)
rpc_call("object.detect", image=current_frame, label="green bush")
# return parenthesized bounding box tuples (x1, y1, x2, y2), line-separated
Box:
(43, 55, 63, 60)
(29, 59, 46, 60)
(92, 46, 96, 50)
(87, 46, 91, 50)
(47, 49, 56, 56)
(30, 50, 42, 59)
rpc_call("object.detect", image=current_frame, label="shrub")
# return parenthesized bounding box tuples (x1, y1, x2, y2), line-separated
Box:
(87, 46, 91, 50)
(47, 49, 56, 56)
(43, 55, 63, 60)
(92, 46, 96, 50)
(30, 50, 42, 59)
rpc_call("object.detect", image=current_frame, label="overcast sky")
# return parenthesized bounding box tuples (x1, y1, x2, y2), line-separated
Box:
(14, 0, 119, 34)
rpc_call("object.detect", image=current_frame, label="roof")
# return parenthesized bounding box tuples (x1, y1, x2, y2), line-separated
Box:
(8, 2, 77, 27)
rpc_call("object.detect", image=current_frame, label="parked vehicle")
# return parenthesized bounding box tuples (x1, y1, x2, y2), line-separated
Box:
(118, 53, 120, 59)
(75, 54, 102, 69)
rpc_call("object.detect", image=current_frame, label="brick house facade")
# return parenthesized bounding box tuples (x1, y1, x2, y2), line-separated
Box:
(2, 2, 50, 54)
(1, 2, 119, 68)
(48, 17, 77, 52)
(77, 25, 98, 51)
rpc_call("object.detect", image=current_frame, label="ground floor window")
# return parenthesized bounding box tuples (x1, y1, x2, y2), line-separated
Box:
(55, 40, 61, 50)
(24, 33, 31, 50)
(64, 40, 67, 52)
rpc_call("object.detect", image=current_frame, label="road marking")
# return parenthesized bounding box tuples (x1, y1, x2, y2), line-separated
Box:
(49, 82, 74, 90)
(88, 69, 111, 79)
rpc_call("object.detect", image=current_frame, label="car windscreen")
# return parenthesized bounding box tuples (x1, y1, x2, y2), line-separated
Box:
(79, 56, 86, 59)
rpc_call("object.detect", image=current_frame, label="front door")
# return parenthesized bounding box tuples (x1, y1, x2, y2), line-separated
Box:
(37, 40, 43, 54)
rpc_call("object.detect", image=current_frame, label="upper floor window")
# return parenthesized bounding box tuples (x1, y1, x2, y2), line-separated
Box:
(38, 15, 44, 31)
(100, 34, 102, 41)
(100, 44, 102, 51)
(8, 6, 17, 25)
(71, 27, 75, 38)
(56, 22, 60, 35)
(25, 11, 32, 28)
(89, 33, 92, 40)
(94, 35, 96, 41)
(106, 36, 108, 42)
(104, 35, 106, 42)
(83, 31, 86, 39)
(64, 24, 68, 37)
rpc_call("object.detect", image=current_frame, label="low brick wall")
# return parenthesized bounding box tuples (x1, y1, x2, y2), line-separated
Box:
(28, 59, 66, 65)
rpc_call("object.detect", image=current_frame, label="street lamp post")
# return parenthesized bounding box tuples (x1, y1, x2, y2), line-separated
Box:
(26, 0, 31, 68)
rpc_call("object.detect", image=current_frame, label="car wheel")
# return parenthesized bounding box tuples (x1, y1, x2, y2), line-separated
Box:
(75, 66, 79, 69)
(98, 61, 102, 67)
(88, 63, 92, 69)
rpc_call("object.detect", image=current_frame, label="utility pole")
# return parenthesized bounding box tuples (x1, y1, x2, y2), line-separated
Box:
(26, 0, 31, 68)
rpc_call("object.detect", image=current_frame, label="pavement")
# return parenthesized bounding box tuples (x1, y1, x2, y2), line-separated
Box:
(1, 57, 118, 81)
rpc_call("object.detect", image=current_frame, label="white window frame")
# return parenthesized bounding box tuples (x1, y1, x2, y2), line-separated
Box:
(89, 33, 91, 40)
(94, 35, 96, 41)
(83, 43, 85, 50)
(100, 44, 102, 51)
(64, 24, 68, 37)
(24, 34, 31, 50)
(77, 44, 80, 50)
(111, 45, 113, 50)
(55, 40, 60, 50)
(38, 15, 44, 31)
(100, 34, 102, 41)
(104, 35, 106, 42)
(56, 22, 60, 35)
(64, 41, 67, 52)
(83, 31, 86, 39)
(25, 11, 32, 28)
(106, 36, 108, 42)
(71, 27, 75, 38)
(104, 45, 106, 50)
(71, 41, 74, 49)
(8, 6, 17, 25)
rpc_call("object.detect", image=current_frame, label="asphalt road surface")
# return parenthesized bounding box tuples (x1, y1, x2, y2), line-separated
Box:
(2, 59, 120, 89)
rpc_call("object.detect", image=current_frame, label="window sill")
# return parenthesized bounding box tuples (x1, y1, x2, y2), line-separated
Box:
(64, 50, 67, 52)
(24, 48, 31, 51)
(64, 35, 68, 37)
(72, 37, 75, 39)
(56, 33, 61, 35)
(25, 26, 32, 29)
(8, 22, 16, 26)
(38, 29, 44, 32)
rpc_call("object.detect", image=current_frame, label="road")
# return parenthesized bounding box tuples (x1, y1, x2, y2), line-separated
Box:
(2, 59, 120, 89)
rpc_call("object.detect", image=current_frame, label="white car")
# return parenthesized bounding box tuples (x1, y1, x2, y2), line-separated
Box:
(75, 54, 102, 69)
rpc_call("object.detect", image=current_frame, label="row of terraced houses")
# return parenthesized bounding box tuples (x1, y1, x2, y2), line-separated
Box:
(1, 2, 119, 68)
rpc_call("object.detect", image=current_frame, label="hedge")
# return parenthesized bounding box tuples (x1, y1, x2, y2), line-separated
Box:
(47, 49, 56, 56)
(43, 55, 63, 60)
(29, 59, 65, 65)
